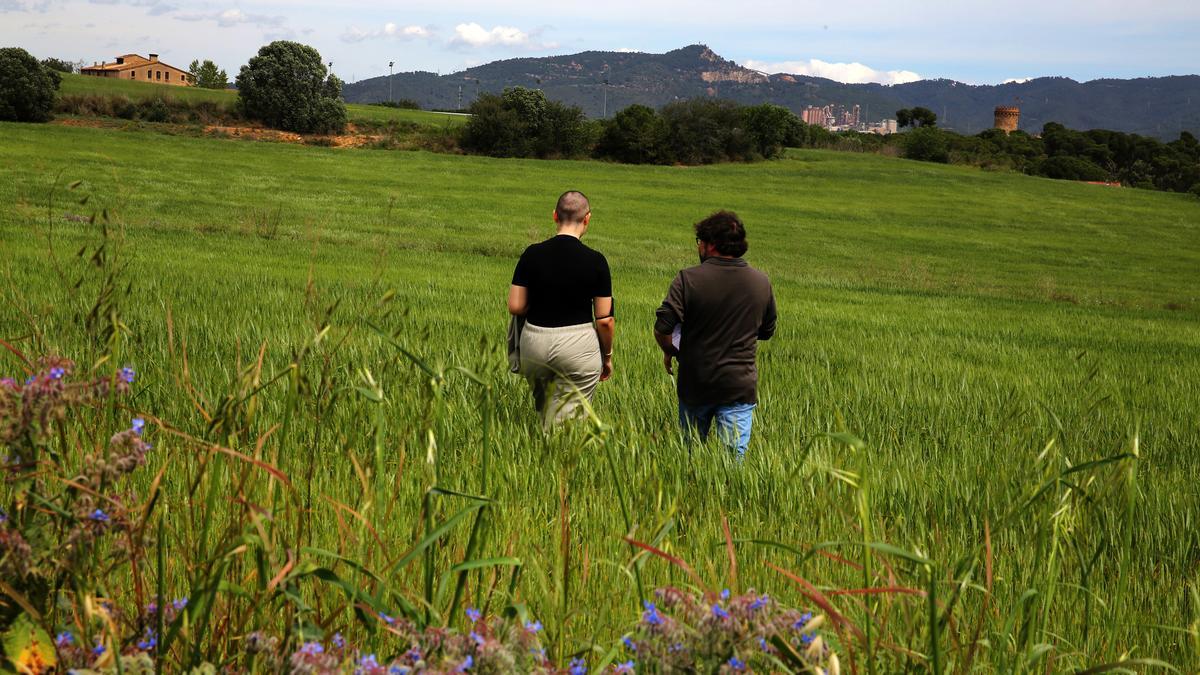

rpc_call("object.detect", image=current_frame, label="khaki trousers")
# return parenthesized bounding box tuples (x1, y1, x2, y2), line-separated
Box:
(519, 322, 602, 428)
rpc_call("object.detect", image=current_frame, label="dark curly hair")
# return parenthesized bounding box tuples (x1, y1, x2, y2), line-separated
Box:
(694, 210, 748, 257)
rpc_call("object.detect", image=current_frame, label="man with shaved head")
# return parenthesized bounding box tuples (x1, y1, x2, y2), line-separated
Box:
(508, 191, 615, 427)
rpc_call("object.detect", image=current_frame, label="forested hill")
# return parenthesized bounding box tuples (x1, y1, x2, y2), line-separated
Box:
(342, 44, 1200, 140)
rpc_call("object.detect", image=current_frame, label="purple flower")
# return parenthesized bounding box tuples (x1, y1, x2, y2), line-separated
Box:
(120, 367, 136, 384)
(357, 654, 380, 673)
(49, 367, 65, 380)
(469, 631, 484, 646)
(378, 612, 395, 624)
(749, 594, 769, 611)
(530, 647, 546, 659)
(0, 509, 7, 524)
(92, 643, 106, 656)
(569, 658, 588, 675)
(758, 636, 772, 652)
(137, 628, 157, 651)
(525, 620, 542, 633)
(669, 643, 684, 653)
(299, 641, 324, 655)
(89, 509, 109, 522)
(728, 656, 746, 671)
(403, 648, 421, 662)
(55, 632, 74, 648)
(131, 417, 146, 435)
(614, 661, 635, 674)
(623, 636, 637, 651)
(800, 632, 816, 645)
(332, 633, 345, 649)
(455, 654, 474, 672)
(465, 607, 481, 622)
(389, 667, 410, 675)
(711, 603, 729, 620)
(0, 378, 15, 388)
(172, 597, 188, 611)
(792, 612, 813, 631)
(720, 589, 730, 601)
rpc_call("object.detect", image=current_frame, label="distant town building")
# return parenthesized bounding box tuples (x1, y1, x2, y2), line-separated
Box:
(81, 53, 191, 86)
(994, 106, 1020, 133)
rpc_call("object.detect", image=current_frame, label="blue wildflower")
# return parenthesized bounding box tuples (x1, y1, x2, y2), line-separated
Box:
(465, 607, 481, 622)
(470, 631, 484, 646)
(172, 597, 188, 611)
(137, 629, 157, 651)
(131, 418, 146, 435)
(89, 509, 109, 522)
(623, 636, 637, 651)
(299, 641, 324, 655)
(530, 647, 546, 659)
(332, 633, 345, 649)
(800, 632, 816, 645)
(55, 632, 74, 648)
(49, 367, 65, 380)
(749, 594, 768, 611)
(792, 612, 813, 631)
(569, 657, 588, 675)
(0, 509, 7, 524)
(403, 648, 421, 662)
(758, 636, 772, 652)
(711, 604, 729, 620)
(359, 654, 380, 668)
(728, 656, 746, 671)
(614, 660, 636, 674)
(120, 367, 136, 384)
(641, 601, 662, 626)
(389, 667, 410, 675)
(378, 612, 395, 625)
(92, 643, 106, 656)
(25, 376, 35, 385)
(455, 654, 473, 672)
(720, 589, 730, 601)
(525, 620, 542, 633)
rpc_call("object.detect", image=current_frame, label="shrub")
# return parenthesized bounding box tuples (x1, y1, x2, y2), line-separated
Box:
(373, 99, 420, 110)
(1037, 155, 1110, 182)
(595, 104, 667, 164)
(903, 126, 950, 163)
(660, 98, 754, 164)
(460, 87, 589, 159)
(235, 41, 346, 134)
(39, 57, 75, 74)
(741, 103, 803, 159)
(0, 47, 61, 122)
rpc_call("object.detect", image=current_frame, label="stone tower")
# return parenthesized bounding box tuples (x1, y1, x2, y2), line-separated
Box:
(994, 106, 1020, 133)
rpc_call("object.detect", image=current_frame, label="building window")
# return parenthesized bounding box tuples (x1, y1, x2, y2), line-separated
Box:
(165, 72, 170, 81)
(156, 71, 161, 81)
(131, 71, 136, 78)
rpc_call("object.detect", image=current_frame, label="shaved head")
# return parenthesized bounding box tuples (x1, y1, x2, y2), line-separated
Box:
(555, 191, 591, 225)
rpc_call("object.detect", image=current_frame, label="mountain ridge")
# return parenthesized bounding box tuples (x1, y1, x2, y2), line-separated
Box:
(342, 44, 1200, 140)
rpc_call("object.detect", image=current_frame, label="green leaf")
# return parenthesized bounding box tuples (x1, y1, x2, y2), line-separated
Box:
(2, 613, 56, 675)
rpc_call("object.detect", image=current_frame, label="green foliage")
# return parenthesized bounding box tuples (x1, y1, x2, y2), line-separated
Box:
(897, 106, 937, 128)
(903, 126, 950, 163)
(1037, 155, 1110, 181)
(39, 57, 75, 74)
(595, 104, 666, 163)
(0, 47, 61, 122)
(740, 103, 804, 159)
(659, 98, 754, 164)
(187, 59, 228, 90)
(372, 98, 421, 110)
(460, 86, 589, 158)
(235, 41, 346, 134)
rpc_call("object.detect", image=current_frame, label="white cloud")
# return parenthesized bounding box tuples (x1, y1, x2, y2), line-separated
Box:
(175, 8, 283, 29)
(615, 47, 642, 53)
(341, 22, 433, 43)
(744, 58, 922, 85)
(1004, 76, 1034, 84)
(450, 22, 556, 49)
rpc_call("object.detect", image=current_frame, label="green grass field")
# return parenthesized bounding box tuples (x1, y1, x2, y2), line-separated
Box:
(58, 72, 468, 127)
(1, 121, 1199, 671)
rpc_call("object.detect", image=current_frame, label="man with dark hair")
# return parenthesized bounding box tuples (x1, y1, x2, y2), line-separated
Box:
(653, 210, 776, 457)
(508, 191, 615, 427)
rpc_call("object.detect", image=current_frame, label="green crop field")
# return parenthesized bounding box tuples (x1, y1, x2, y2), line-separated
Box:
(1, 121, 1199, 672)
(58, 72, 468, 127)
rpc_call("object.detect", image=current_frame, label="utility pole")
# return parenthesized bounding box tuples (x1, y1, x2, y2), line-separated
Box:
(458, 84, 463, 110)
(388, 61, 394, 103)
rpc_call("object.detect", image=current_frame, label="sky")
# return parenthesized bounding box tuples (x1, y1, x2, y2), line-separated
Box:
(3, 0, 1199, 86)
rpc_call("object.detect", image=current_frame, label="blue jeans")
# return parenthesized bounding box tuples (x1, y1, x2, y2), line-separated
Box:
(678, 401, 757, 458)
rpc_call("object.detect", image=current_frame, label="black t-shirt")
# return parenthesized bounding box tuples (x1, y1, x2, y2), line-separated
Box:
(512, 235, 612, 328)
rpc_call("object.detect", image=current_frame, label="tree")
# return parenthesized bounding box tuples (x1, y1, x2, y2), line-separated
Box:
(897, 107, 937, 128)
(0, 47, 61, 123)
(902, 126, 950, 163)
(741, 104, 803, 159)
(188, 59, 228, 89)
(39, 57, 75, 74)
(594, 104, 666, 164)
(235, 41, 346, 134)
(460, 87, 589, 159)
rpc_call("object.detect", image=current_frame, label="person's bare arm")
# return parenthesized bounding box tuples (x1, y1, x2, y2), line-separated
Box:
(507, 285, 528, 316)
(594, 296, 614, 381)
(654, 330, 677, 375)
